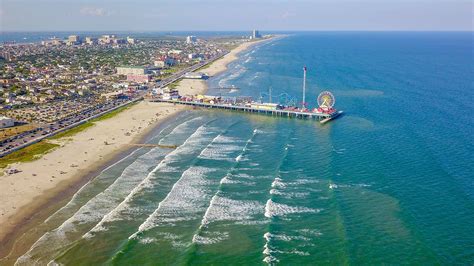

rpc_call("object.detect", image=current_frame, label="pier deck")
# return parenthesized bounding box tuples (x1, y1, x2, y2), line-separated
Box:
(149, 99, 341, 122)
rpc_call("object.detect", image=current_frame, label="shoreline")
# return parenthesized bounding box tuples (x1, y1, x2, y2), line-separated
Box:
(175, 37, 274, 98)
(0, 102, 187, 263)
(0, 36, 274, 264)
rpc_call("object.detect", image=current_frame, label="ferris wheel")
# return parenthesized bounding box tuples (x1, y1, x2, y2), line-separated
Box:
(317, 91, 335, 109)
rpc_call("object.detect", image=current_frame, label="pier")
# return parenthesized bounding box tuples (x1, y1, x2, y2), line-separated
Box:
(149, 98, 342, 123)
(149, 67, 343, 124)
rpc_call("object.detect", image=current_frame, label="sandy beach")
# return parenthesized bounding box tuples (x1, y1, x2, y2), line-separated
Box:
(0, 37, 271, 260)
(0, 102, 185, 244)
(175, 38, 270, 97)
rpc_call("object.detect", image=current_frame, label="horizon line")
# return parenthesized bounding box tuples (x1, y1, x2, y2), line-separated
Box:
(2, 29, 473, 33)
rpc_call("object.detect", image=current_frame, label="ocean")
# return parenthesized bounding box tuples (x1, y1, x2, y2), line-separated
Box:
(13, 32, 474, 265)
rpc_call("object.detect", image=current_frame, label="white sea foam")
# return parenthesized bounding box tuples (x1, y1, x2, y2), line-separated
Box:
(264, 199, 321, 218)
(235, 220, 269, 225)
(83, 124, 216, 238)
(17, 123, 216, 264)
(192, 232, 229, 245)
(271, 177, 285, 188)
(201, 196, 263, 225)
(269, 188, 280, 195)
(16, 148, 168, 265)
(198, 138, 242, 161)
(44, 147, 143, 224)
(262, 242, 279, 264)
(158, 116, 205, 145)
(263, 255, 279, 264)
(218, 65, 246, 87)
(234, 173, 254, 179)
(298, 228, 323, 237)
(219, 176, 255, 186)
(289, 178, 321, 185)
(263, 232, 311, 242)
(157, 165, 180, 173)
(263, 233, 289, 264)
(130, 129, 229, 238)
(235, 154, 243, 162)
(270, 189, 309, 199)
(154, 232, 187, 248)
(290, 250, 310, 256)
(139, 166, 214, 229)
(138, 237, 156, 244)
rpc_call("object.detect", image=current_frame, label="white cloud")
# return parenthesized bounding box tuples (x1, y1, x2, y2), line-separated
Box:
(80, 6, 111, 17)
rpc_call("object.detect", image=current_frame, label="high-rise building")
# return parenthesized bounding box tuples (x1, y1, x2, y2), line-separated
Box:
(67, 35, 81, 45)
(127, 37, 135, 44)
(99, 35, 116, 45)
(85, 37, 97, 45)
(251, 29, 261, 39)
(68, 35, 79, 42)
(186, 36, 197, 44)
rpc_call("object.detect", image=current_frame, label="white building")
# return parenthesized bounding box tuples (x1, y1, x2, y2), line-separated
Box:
(67, 35, 81, 45)
(116, 66, 147, 75)
(0, 116, 14, 128)
(186, 35, 197, 44)
(161, 87, 180, 100)
(127, 36, 135, 44)
(85, 37, 97, 45)
(154, 60, 166, 68)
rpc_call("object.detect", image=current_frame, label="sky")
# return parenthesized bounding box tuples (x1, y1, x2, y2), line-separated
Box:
(1, 0, 472, 32)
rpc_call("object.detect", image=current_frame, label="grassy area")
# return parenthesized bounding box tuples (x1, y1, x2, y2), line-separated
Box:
(0, 141, 59, 169)
(0, 101, 138, 169)
(168, 79, 182, 89)
(196, 63, 211, 72)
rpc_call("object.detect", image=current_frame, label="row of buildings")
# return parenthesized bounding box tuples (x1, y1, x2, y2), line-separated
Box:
(0, 33, 236, 127)
(41, 35, 136, 46)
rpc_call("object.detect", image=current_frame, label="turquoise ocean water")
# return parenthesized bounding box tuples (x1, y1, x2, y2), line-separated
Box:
(14, 32, 474, 265)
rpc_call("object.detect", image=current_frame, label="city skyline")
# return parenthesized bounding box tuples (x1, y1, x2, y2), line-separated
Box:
(1, 0, 472, 32)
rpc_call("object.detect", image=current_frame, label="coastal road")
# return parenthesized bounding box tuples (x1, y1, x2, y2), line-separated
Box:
(0, 98, 133, 157)
(155, 51, 228, 88)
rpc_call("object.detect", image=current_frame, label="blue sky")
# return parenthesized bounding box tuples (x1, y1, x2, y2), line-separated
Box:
(1, 0, 472, 31)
